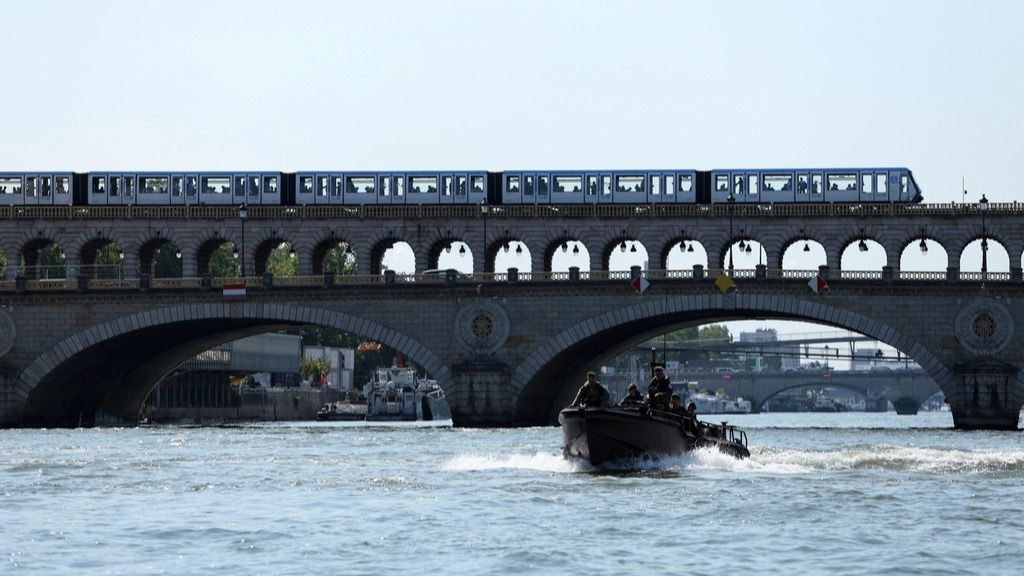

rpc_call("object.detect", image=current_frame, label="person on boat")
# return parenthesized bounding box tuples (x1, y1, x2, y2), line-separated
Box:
(617, 383, 644, 406)
(669, 394, 684, 415)
(570, 371, 610, 408)
(647, 366, 672, 409)
(684, 401, 699, 433)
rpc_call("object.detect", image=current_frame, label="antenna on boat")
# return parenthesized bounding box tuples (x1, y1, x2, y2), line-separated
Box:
(650, 346, 657, 376)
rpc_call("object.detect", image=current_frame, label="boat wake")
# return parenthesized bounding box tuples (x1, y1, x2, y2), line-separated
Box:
(441, 452, 583, 473)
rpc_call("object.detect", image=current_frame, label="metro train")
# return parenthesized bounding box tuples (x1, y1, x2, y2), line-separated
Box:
(0, 167, 922, 207)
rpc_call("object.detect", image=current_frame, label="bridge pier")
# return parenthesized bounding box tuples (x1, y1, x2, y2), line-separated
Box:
(947, 361, 1023, 430)
(447, 360, 517, 426)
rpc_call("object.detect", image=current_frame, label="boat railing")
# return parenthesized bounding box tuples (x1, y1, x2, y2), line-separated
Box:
(704, 421, 747, 447)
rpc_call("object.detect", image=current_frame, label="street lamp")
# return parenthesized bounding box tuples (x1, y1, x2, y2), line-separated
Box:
(979, 194, 989, 277)
(480, 202, 490, 274)
(727, 193, 736, 273)
(238, 203, 248, 277)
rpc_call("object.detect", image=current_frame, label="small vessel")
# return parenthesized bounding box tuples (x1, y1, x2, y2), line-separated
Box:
(559, 406, 750, 465)
(688, 392, 753, 415)
(315, 401, 367, 421)
(364, 366, 452, 421)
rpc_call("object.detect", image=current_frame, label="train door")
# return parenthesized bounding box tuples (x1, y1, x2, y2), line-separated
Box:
(54, 174, 72, 205)
(648, 173, 664, 204)
(296, 173, 315, 205)
(896, 171, 911, 202)
(23, 174, 40, 205)
(439, 173, 455, 204)
(503, 173, 522, 204)
(874, 171, 890, 202)
(675, 172, 696, 203)
(184, 174, 200, 205)
(233, 175, 247, 206)
(522, 173, 536, 204)
(583, 174, 600, 204)
(261, 174, 281, 204)
(598, 174, 614, 203)
(467, 173, 487, 205)
(118, 174, 136, 205)
(108, 175, 125, 205)
(245, 174, 260, 206)
(170, 175, 185, 205)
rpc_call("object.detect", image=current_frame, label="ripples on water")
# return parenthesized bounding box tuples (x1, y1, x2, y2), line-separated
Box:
(2, 413, 1023, 575)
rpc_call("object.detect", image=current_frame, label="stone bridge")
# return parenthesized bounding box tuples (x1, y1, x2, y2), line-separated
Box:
(670, 369, 940, 414)
(0, 274, 1021, 429)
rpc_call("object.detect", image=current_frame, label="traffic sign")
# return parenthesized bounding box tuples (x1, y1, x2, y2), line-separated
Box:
(630, 276, 650, 295)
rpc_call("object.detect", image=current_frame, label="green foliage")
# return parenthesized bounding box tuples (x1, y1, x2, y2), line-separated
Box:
(153, 244, 183, 278)
(94, 242, 124, 278)
(698, 324, 731, 342)
(266, 242, 298, 277)
(21, 243, 66, 279)
(210, 243, 240, 278)
(324, 243, 356, 275)
(300, 356, 330, 386)
(0, 249, 6, 276)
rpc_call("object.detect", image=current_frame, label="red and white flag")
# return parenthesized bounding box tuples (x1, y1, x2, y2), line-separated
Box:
(223, 283, 246, 299)
(807, 275, 829, 294)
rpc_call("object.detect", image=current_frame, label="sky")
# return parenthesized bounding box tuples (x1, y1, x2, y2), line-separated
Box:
(3, 0, 1019, 350)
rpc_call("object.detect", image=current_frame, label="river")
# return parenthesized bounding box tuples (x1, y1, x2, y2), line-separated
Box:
(2, 412, 1022, 575)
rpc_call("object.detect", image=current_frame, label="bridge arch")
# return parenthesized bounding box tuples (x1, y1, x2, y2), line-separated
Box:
(511, 293, 953, 424)
(15, 302, 450, 427)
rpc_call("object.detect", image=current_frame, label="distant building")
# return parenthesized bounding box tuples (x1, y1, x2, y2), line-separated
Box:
(738, 328, 800, 371)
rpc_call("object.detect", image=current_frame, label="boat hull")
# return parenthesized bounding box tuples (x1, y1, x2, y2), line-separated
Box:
(559, 407, 750, 464)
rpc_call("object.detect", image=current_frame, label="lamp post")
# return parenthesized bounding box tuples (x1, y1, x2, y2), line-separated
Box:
(238, 203, 248, 278)
(979, 194, 989, 278)
(727, 193, 736, 273)
(479, 201, 490, 274)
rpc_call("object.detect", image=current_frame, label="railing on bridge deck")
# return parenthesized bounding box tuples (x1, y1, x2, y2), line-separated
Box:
(2, 266, 1021, 294)
(2, 201, 1023, 221)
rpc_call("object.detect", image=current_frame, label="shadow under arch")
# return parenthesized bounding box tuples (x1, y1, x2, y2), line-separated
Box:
(512, 293, 951, 425)
(16, 303, 450, 427)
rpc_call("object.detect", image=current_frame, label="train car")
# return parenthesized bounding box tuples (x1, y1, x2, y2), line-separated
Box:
(294, 171, 488, 205)
(0, 172, 74, 205)
(708, 168, 921, 203)
(500, 170, 698, 204)
(87, 172, 282, 205)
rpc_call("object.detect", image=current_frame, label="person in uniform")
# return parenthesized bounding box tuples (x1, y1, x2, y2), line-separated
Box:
(669, 393, 684, 415)
(617, 383, 644, 406)
(570, 371, 610, 408)
(646, 366, 672, 409)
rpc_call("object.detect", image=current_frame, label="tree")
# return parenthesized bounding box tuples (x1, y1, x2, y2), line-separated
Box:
(94, 242, 124, 278)
(266, 242, 298, 277)
(153, 243, 183, 278)
(210, 243, 240, 277)
(324, 242, 356, 275)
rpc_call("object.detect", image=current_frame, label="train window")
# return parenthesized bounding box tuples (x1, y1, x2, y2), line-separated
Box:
(506, 175, 520, 193)
(56, 177, 69, 195)
(876, 173, 887, 194)
(602, 175, 612, 195)
(0, 176, 21, 194)
(25, 177, 36, 197)
(665, 175, 675, 195)
(443, 176, 452, 196)
(555, 175, 582, 193)
(248, 176, 259, 197)
(472, 175, 484, 194)
(457, 176, 467, 196)
(332, 176, 343, 196)
(172, 176, 183, 197)
(538, 175, 549, 196)
(617, 175, 644, 193)
(764, 174, 792, 191)
(111, 177, 121, 197)
(40, 176, 51, 197)
(141, 177, 168, 194)
(124, 177, 135, 197)
(264, 176, 278, 194)
(187, 176, 198, 196)
(524, 175, 534, 196)
(679, 174, 693, 193)
(202, 177, 230, 195)
(409, 176, 437, 194)
(318, 176, 329, 197)
(747, 175, 758, 196)
(900, 175, 908, 195)
(861, 174, 873, 194)
(395, 176, 404, 196)
(347, 176, 375, 194)
(300, 176, 313, 195)
(733, 175, 743, 195)
(715, 175, 728, 192)
(587, 176, 598, 195)
(381, 176, 391, 197)
(827, 173, 856, 191)
(651, 176, 660, 195)
(234, 176, 246, 197)
(811, 174, 822, 195)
